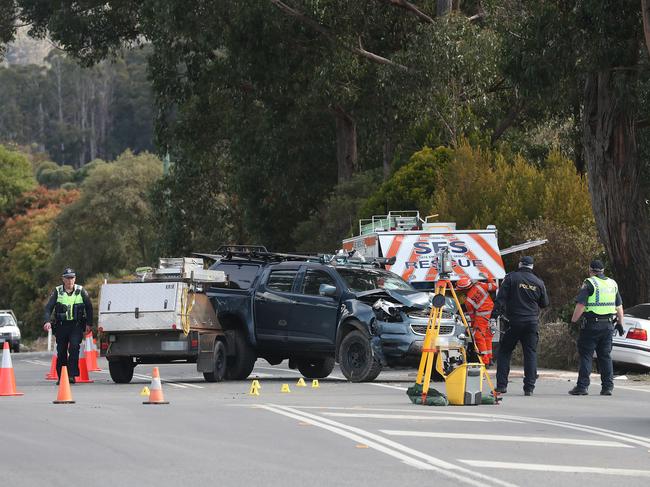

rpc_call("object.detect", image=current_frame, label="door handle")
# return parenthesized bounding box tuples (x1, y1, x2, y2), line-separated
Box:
(278, 320, 288, 327)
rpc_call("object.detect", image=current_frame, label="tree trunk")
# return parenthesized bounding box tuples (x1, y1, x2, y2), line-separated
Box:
(582, 71, 650, 306)
(382, 125, 394, 181)
(333, 106, 357, 183)
(437, 0, 452, 16)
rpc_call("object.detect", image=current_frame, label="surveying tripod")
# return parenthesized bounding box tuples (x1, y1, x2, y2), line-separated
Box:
(415, 277, 499, 404)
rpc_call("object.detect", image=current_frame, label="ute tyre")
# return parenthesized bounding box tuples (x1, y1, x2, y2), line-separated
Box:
(12, 341, 20, 353)
(203, 341, 227, 382)
(108, 357, 134, 384)
(297, 356, 335, 379)
(225, 329, 256, 380)
(339, 330, 382, 382)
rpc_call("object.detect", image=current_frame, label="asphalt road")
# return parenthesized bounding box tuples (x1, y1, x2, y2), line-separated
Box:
(2, 352, 650, 487)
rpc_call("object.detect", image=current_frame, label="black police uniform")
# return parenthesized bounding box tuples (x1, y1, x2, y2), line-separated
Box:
(491, 266, 549, 393)
(43, 285, 93, 379)
(573, 274, 622, 393)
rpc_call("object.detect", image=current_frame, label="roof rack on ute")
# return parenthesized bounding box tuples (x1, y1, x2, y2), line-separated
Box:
(208, 245, 319, 263)
(324, 251, 396, 269)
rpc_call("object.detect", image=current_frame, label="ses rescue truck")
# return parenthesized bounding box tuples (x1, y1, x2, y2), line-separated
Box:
(342, 211, 545, 290)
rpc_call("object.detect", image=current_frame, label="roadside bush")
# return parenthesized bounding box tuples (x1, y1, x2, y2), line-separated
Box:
(511, 218, 604, 322)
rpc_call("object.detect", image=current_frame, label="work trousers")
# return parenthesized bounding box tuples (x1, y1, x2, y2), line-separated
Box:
(55, 323, 83, 378)
(496, 321, 538, 392)
(576, 325, 613, 391)
(471, 317, 493, 365)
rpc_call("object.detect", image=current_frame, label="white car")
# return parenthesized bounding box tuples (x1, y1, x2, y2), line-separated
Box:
(611, 304, 650, 370)
(0, 310, 21, 353)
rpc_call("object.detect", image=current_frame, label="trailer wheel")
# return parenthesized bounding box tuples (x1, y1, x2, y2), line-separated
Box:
(203, 341, 227, 382)
(297, 356, 335, 379)
(338, 330, 382, 382)
(108, 357, 134, 384)
(225, 329, 256, 380)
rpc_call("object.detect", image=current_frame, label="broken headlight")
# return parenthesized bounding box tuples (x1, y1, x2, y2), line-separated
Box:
(372, 298, 404, 322)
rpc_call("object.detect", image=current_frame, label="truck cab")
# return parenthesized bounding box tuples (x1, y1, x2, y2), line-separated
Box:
(208, 248, 466, 382)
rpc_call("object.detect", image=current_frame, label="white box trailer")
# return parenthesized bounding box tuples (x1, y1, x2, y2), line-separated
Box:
(342, 211, 506, 289)
(97, 258, 231, 384)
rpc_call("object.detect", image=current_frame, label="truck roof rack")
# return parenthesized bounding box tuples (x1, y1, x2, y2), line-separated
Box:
(207, 245, 319, 263)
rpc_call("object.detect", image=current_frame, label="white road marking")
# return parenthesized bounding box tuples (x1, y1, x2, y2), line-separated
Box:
(280, 406, 650, 449)
(261, 404, 518, 487)
(254, 366, 347, 381)
(368, 382, 408, 391)
(24, 360, 50, 366)
(381, 431, 632, 448)
(459, 460, 650, 478)
(615, 385, 650, 393)
(133, 373, 190, 389)
(324, 412, 513, 423)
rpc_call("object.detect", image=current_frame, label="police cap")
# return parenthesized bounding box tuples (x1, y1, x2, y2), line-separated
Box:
(62, 267, 76, 278)
(519, 256, 534, 268)
(589, 260, 604, 272)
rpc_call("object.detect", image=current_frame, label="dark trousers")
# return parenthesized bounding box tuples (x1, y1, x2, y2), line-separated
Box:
(55, 323, 83, 378)
(496, 321, 538, 392)
(577, 325, 613, 391)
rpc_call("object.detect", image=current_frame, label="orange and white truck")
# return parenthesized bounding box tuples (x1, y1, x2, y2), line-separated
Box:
(342, 211, 544, 291)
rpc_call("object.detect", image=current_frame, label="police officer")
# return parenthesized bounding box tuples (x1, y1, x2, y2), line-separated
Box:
(568, 259, 624, 396)
(490, 256, 549, 396)
(43, 268, 93, 384)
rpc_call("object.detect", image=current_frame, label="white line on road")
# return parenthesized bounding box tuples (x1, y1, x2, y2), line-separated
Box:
(23, 359, 51, 366)
(458, 460, 650, 478)
(367, 383, 408, 391)
(615, 385, 650, 393)
(285, 406, 650, 449)
(381, 431, 633, 448)
(262, 404, 518, 487)
(324, 413, 513, 423)
(254, 366, 347, 381)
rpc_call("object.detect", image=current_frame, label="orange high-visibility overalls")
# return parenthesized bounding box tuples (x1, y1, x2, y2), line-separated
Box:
(465, 278, 497, 365)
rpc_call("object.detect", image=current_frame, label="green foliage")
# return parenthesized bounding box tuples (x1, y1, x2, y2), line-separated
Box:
(150, 149, 239, 257)
(361, 146, 452, 217)
(293, 169, 382, 253)
(0, 144, 36, 214)
(51, 150, 163, 277)
(428, 142, 593, 246)
(37, 163, 75, 188)
(511, 218, 604, 321)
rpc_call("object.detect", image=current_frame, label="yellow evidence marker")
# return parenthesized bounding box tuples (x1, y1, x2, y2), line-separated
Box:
(296, 377, 306, 387)
(281, 383, 291, 393)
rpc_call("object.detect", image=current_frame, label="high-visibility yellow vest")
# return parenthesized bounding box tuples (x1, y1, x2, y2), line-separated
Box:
(56, 284, 85, 321)
(584, 277, 617, 315)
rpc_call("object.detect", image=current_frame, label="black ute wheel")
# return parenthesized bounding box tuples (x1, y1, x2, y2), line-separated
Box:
(108, 357, 134, 383)
(203, 340, 227, 382)
(12, 342, 20, 353)
(297, 356, 335, 379)
(225, 329, 256, 380)
(338, 330, 382, 382)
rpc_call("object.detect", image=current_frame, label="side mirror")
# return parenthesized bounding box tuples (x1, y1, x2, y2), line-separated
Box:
(319, 284, 337, 297)
(17, 321, 23, 327)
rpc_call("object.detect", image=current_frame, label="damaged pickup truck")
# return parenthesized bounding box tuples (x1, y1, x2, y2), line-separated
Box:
(207, 249, 466, 382)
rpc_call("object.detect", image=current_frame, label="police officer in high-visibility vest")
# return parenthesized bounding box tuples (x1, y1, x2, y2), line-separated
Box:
(43, 268, 93, 384)
(569, 259, 625, 396)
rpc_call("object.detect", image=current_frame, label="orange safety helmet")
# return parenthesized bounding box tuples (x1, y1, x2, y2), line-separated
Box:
(455, 277, 472, 290)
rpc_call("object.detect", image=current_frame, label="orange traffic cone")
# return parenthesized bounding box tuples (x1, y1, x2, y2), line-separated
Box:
(0, 342, 24, 396)
(53, 366, 75, 404)
(45, 351, 58, 380)
(85, 333, 101, 372)
(143, 367, 169, 405)
(75, 340, 94, 383)
(92, 337, 102, 371)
